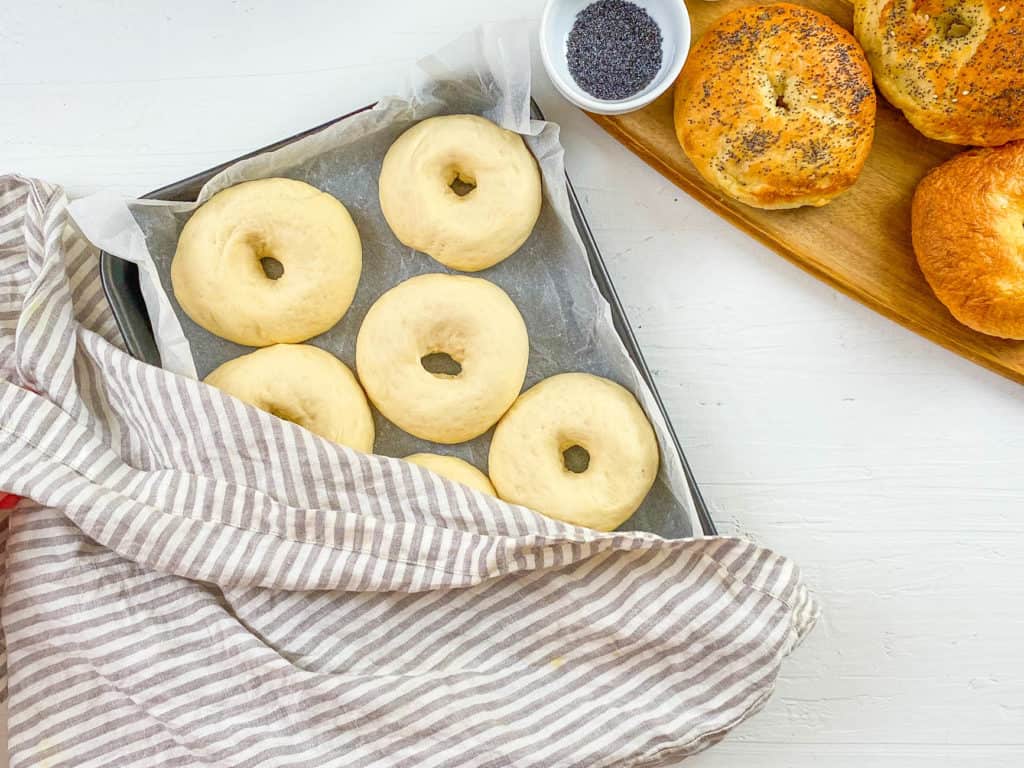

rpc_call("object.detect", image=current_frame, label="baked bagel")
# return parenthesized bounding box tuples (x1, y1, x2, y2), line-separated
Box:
(855, 1, 1024, 146)
(674, 3, 876, 209)
(912, 141, 1024, 339)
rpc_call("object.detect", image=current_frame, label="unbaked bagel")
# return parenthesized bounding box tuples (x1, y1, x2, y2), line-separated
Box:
(488, 373, 659, 531)
(378, 114, 542, 271)
(855, 0, 1024, 146)
(912, 141, 1024, 339)
(355, 273, 529, 444)
(172, 178, 362, 346)
(674, 3, 876, 209)
(204, 344, 375, 452)
(404, 453, 496, 496)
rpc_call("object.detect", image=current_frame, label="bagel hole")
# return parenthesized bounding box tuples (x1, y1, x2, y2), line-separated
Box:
(421, 352, 462, 377)
(260, 256, 284, 280)
(562, 445, 590, 474)
(449, 172, 477, 197)
(940, 16, 971, 39)
(770, 72, 790, 112)
(772, 75, 789, 112)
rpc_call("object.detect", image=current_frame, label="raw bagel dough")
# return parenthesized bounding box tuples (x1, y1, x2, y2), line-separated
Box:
(172, 178, 362, 346)
(404, 453, 496, 496)
(378, 114, 542, 271)
(488, 373, 659, 531)
(355, 273, 529, 444)
(204, 344, 374, 452)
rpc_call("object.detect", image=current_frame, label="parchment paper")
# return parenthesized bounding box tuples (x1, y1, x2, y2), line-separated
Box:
(69, 22, 701, 538)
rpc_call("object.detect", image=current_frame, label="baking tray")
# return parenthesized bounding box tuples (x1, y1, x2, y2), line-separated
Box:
(98, 101, 717, 536)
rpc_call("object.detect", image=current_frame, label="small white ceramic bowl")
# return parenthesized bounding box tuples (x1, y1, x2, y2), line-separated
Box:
(539, 0, 691, 115)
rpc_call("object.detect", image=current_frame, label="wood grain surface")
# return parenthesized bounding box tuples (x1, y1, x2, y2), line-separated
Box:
(589, 0, 1024, 384)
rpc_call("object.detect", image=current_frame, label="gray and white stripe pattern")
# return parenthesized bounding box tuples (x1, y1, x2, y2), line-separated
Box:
(0, 174, 817, 767)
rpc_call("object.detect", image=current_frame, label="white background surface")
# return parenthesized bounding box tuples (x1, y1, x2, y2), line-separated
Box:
(2, 1, 1022, 766)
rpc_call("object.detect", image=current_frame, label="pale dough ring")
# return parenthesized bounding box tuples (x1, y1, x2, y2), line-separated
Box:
(172, 178, 362, 346)
(378, 114, 543, 272)
(404, 453, 496, 496)
(488, 373, 659, 531)
(355, 273, 529, 444)
(204, 344, 375, 453)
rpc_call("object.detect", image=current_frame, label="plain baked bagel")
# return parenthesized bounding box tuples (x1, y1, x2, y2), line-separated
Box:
(488, 373, 659, 531)
(355, 273, 529, 444)
(911, 141, 1024, 339)
(404, 453, 496, 496)
(204, 344, 375, 452)
(674, 3, 876, 209)
(172, 178, 362, 346)
(855, 0, 1024, 146)
(378, 114, 542, 271)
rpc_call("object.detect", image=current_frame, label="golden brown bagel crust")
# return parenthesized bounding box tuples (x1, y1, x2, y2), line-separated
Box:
(673, 3, 876, 209)
(912, 142, 1024, 339)
(855, 0, 1024, 147)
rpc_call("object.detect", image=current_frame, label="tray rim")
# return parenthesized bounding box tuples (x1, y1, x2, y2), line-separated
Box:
(98, 101, 717, 536)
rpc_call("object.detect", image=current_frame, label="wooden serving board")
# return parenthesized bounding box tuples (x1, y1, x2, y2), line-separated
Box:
(588, 0, 1024, 384)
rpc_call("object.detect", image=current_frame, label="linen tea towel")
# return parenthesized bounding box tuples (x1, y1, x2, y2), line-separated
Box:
(0, 175, 817, 766)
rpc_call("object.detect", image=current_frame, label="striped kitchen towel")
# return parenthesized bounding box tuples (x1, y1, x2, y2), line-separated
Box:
(0, 174, 818, 767)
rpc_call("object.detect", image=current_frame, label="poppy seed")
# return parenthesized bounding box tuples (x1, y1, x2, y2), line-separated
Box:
(566, 0, 663, 101)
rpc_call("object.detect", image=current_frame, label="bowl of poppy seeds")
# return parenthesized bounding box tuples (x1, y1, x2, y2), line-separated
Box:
(540, 0, 690, 115)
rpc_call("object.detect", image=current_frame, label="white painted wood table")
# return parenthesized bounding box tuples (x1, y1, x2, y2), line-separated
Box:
(2, 2, 1023, 766)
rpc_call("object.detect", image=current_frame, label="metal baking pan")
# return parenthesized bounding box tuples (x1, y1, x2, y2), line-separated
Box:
(98, 101, 717, 536)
